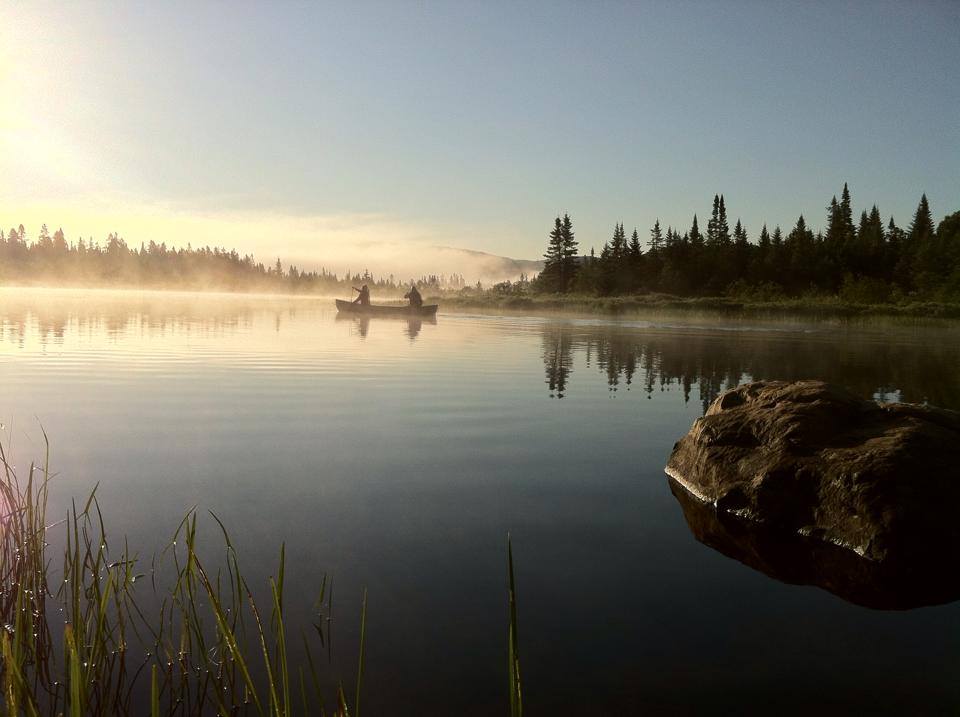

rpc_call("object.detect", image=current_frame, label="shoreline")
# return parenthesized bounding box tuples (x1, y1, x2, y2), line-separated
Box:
(4, 283, 960, 322)
(431, 293, 960, 322)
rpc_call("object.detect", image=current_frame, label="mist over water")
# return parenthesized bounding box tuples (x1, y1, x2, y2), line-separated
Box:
(3, 288, 960, 714)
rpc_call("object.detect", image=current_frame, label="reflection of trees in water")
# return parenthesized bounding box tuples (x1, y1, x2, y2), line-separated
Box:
(542, 328, 573, 398)
(544, 324, 960, 411)
(0, 298, 255, 348)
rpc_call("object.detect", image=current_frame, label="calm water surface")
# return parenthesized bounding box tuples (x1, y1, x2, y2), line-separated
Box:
(2, 288, 960, 715)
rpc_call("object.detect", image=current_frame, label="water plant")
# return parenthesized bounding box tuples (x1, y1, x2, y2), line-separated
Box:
(0, 434, 522, 715)
(0, 435, 354, 716)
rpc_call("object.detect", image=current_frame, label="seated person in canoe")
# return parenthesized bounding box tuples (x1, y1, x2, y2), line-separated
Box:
(352, 284, 371, 306)
(404, 283, 423, 308)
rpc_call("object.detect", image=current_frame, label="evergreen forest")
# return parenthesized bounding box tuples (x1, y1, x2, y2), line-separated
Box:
(0, 226, 466, 295)
(535, 185, 960, 304)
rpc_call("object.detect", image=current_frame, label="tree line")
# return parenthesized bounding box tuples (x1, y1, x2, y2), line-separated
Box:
(0, 225, 466, 294)
(535, 185, 960, 302)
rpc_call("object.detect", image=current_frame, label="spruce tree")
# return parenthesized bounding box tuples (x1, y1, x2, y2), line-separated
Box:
(756, 224, 772, 281)
(628, 228, 642, 261)
(649, 220, 663, 253)
(559, 213, 579, 292)
(887, 217, 903, 244)
(825, 196, 844, 247)
(909, 193, 934, 242)
(541, 216, 565, 292)
(689, 214, 703, 247)
(733, 219, 747, 246)
(868, 205, 884, 243)
(609, 223, 627, 261)
(840, 183, 856, 242)
(665, 227, 677, 248)
(717, 195, 730, 245)
(707, 195, 720, 245)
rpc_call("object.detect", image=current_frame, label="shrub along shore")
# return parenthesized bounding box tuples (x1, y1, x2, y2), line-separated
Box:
(433, 291, 960, 321)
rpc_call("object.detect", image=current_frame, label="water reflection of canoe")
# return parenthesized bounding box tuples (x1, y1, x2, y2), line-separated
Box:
(335, 299, 439, 317)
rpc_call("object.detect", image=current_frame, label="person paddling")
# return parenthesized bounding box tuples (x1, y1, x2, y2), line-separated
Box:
(352, 284, 371, 306)
(404, 283, 422, 308)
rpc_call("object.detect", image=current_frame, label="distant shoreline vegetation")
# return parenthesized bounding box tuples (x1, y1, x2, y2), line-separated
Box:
(438, 292, 960, 321)
(3, 183, 959, 317)
(528, 185, 960, 308)
(0, 225, 467, 296)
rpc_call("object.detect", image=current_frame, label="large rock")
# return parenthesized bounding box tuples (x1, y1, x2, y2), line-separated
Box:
(665, 380, 960, 567)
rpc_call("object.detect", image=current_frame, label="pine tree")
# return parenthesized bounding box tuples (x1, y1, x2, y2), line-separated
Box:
(887, 217, 903, 244)
(755, 224, 772, 281)
(541, 216, 565, 292)
(868, 205, 884, 242)
(909, 193, 934, 242)
(664, 227, 677, 248)
(628, 228, 642, 262)
(840, 183, 855, 242)
(758, 224, 771, 252)
(609, 223, 627, 261)
(648, 220, 663, 253)
(689, 214, 703, 247)
(731, 219, 749, 281)
(825, 195, 844, 247)
(787, 215, 813, 244)
(733, 219, 747, 246)
(717, 195, 730, 245)
(707, 195, 720, 245)
(771, 226, 783, 248)
(559, 213, 579, 292)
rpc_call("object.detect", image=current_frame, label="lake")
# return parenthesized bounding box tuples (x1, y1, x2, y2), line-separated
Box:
(2, 288, 959, 715)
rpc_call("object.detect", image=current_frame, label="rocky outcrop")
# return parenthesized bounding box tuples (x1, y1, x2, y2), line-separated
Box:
(665, 380, 960, 567)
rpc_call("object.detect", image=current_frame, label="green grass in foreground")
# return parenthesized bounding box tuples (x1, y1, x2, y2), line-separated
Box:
(0, 435, 523, 716)
(0, 434, 358, 716)
(0, 434, 522, 717)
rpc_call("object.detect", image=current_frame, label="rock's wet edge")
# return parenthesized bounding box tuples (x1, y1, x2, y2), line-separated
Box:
(665, 464, 871, 559)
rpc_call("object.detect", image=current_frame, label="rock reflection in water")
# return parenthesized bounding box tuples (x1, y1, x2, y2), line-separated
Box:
(668, 478, 960, 610)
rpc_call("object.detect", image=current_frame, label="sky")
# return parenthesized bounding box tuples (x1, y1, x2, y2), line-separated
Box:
(1, 0, 958, 274)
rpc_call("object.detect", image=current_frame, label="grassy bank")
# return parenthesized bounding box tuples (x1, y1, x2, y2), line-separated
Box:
(432, 292, 960, 321)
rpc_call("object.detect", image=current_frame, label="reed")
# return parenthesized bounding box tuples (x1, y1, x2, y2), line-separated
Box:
(0, 435, 525, 715)
(0, 436, 352, 716)
(507, 534, 522, 717)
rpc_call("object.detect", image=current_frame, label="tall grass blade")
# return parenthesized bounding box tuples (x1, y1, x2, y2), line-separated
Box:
(355, 588, 367, 717)
(151, 663, 160, 717)
(507, 534, 522, 717)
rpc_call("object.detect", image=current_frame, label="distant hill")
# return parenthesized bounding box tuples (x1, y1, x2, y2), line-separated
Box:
(428, 246, 543, 283)
(292, 244, 543, 285)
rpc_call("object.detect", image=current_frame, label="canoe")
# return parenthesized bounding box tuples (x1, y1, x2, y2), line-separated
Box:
(335, 299, 439, 317)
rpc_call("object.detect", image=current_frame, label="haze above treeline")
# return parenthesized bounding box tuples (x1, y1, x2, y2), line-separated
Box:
(1, 184, 957, 302)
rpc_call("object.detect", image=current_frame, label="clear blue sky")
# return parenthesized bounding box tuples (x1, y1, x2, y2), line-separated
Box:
(2, 0, 958, 263)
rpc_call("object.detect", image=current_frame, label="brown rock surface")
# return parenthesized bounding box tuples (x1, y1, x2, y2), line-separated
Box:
(665, 380, 960, 565)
